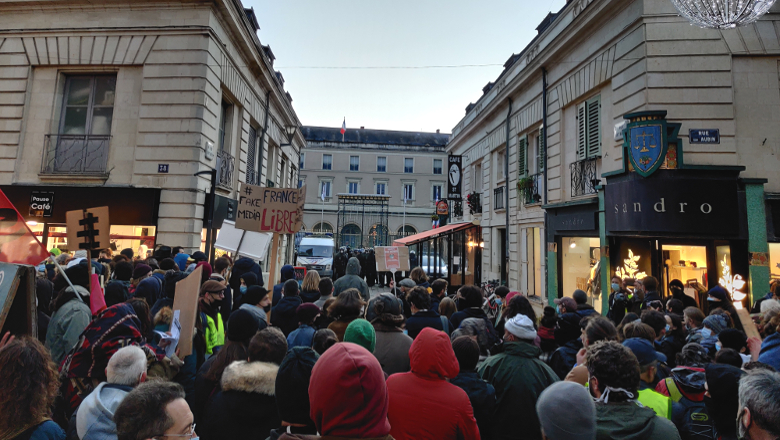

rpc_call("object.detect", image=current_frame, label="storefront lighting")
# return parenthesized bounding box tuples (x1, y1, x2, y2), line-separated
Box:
(615, 249, 648, 280)
(26, 221, 38, 226)
(479, 241, 484, 248)
(569, 238, 576, 249)
(670, 0, 776, 29)
(718, 255, 747, 308)
(467, 241, 477, 248)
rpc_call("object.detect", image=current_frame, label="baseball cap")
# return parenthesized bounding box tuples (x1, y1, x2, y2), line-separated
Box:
(623, 337, 665, 366)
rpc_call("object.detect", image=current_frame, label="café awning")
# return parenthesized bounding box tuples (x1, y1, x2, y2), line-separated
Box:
(393, 221, 478, 246)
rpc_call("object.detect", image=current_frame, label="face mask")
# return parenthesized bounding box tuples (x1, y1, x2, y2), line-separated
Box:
(495, 298, 502, 306)
(240, 286, 247, 293)
(611, 283, 620, 292)
(701, 328, 712, 338)
(707, 297, 720, 302)
(556, 305, 561, 314)
(716, 342, 722, 352)
(665, 324, 671, 333)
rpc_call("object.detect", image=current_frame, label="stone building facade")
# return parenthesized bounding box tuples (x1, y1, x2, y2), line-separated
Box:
(447, 0, 780, 311)
(0, 0, 303, 259)
(299, 126, 449, 248)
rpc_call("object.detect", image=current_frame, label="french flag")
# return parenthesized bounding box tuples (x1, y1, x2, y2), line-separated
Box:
(341, 118, 346, 141)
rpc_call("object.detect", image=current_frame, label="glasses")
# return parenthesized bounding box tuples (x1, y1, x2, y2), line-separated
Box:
(154, 423, 196, 439)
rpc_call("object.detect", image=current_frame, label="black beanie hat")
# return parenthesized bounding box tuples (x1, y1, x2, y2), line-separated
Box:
(65, 264, 90, 290)
(275, 347, 319, 425)
(227, 309, 260, 344)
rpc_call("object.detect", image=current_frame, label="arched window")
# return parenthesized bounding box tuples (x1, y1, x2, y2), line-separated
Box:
(340, 224, 361, 248)
(313, 222, 333, 234)
(397, 225, 417, 238)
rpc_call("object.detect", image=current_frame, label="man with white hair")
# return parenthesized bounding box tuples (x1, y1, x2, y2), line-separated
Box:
(73, 345, 148, 440)
(478, 314, 560, 440)
(737, 369, 780, 440)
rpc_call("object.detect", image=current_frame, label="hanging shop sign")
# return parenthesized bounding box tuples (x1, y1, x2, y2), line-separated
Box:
(624, 112, 669, 178)
(436, 200, 449, 216)
(29, 191, 54, 217)
(689, 129, 720, 144)
(447, 155, 462, 200)
(236, 183, 305, 234)
(605, 175, 739, 235)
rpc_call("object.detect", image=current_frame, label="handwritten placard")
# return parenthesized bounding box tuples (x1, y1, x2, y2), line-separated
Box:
(375, 246, 410, 273)
(236, 184, 305, 234)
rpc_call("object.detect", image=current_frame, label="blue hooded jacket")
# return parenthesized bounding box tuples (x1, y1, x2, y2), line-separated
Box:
(758, 331, 780, 371)
(174, 253, 190, 271)
(272, 265, 296, 307)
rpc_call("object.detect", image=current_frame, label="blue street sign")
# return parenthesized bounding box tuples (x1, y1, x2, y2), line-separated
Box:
(158, 164, 169, 173)
(689, 129, 719, 144)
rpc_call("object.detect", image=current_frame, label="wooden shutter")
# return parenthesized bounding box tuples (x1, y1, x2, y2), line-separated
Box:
(577, 102, 586, 160)
(247, 126, 257, 183)
(518, 135, 528, 178)
(538, 125, 545, 172)
(586, 95, 601, 158)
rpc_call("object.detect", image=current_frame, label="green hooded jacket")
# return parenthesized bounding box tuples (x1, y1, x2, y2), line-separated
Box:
(478, 341, 559, 440)
(595, 401, 681, 440)
(332, 257, 370, 302)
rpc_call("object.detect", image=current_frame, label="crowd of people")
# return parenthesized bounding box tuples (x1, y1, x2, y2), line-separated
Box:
(2, 245, 780, 440)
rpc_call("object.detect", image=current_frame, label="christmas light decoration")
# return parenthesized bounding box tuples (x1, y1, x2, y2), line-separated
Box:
(670, 0, 777, 29)
(615, 249, 648, 280)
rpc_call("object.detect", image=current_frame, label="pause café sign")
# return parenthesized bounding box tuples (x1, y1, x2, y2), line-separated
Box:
(236, 184, 305, 235)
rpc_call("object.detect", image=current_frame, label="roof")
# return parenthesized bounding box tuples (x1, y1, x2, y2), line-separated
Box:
(301, 126, 449, 148)
(393, 221, 479, 246)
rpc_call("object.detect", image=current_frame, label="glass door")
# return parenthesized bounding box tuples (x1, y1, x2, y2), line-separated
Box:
(661, 244, 708, 303)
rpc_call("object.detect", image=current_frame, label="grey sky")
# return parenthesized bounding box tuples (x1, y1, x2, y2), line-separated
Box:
(248, 0, 567, 133)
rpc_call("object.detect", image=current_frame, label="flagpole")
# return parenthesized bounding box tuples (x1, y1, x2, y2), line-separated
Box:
(403, 198, 406, 237)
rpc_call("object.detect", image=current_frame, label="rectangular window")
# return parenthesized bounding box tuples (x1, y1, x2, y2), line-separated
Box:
(320, 181, 331, 198)
(348, 182, 358, 194)
(433, 159, 442, 175)
(498, 150, 506, 180)
(432, 185, 442, 201)
(60, 75, 117, 136)
(322, 154, 332, 170)
(246, 126, 259, 184)
(403, 184, 414, 201)
(299, 152, 305, 170)
(518, 135, 528, 178)
(298, 179, 304, 189)
(350, 155, 359, 171)
(376, 182, 386, 195)
(404, 158, 414, 173)
(577, 95, 601, 160)
(377, 157, 387, 172)
(219, 101, 233, 152)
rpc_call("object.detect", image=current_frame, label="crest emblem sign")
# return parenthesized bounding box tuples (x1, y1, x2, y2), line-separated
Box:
(624, 112, 669, 178)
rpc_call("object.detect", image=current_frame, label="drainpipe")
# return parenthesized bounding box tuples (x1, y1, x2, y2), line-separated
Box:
(504, 98, 512, 286)
(542, 67, 550, 302)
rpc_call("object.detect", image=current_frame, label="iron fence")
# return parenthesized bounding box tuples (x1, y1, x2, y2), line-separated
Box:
(521, 173, 543, 205)
(41, 134, 111, 175)
(570, 157, 598, 197)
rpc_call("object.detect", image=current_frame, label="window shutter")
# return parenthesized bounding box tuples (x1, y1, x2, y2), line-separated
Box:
(586, 96, 601, 158)
(577, 102, 586, 160)
(247, 126, 257, 183)
(538, 126, 545, 172)
(518, 135, 528, 178)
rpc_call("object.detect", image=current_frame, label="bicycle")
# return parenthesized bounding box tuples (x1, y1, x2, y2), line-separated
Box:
(481, 279, 501, 320)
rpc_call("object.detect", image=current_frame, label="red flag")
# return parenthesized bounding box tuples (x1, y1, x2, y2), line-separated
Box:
(89, 273, 106, 315)
(0, 189, 49, 266)
(340, 118, 346, 135)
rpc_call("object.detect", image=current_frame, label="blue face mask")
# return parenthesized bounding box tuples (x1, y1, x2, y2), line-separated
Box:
(495, 298, 502, 306)
(556, 305, 561, 314)
(240, 286, 247, 293)
(701, 328, 712, 339)
(665, 324, 671, 333)
(611, 283, 620, 292)
(716, 342, 722, 352)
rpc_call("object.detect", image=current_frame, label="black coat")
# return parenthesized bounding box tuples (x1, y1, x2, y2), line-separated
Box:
(200, 360, 281, 440)
(450, 371, 496, 440)
(554, 313, 582, 346)
(548, 338, 582, 380)
(406, 310, 450, 339)
(270, 296, 303, 336)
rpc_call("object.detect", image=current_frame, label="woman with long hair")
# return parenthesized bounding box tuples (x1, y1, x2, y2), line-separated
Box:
(300, 270, 321, 303)
(327, 288, 366, 341)
(0, 336, 65, 439)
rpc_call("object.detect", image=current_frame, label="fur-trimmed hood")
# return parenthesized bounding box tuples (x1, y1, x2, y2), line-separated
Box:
(221, 360, 278, 396)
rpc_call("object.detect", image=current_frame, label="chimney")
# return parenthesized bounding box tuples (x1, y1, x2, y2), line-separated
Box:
(436, 129, 440, 134)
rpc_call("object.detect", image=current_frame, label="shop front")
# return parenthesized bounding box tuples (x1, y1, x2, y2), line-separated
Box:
(1, 185, 160, 255)
(393, 221, 481, 294)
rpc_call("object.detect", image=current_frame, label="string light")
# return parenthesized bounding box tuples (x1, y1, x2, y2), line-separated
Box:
(669, 0, 777, 29)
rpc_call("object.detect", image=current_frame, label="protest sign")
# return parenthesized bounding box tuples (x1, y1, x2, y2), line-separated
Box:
(236, 184, 305, 234)
(375, 246, 410, 273)
(171, 265, 203, 357)
(66, 206, 110, 253)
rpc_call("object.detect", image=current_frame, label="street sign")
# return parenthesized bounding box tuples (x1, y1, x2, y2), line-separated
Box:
(447, 155, 462, 200)
(158, 164, 169, 173)
(689, 129, 720, 144)
(29, 191, 54, 217)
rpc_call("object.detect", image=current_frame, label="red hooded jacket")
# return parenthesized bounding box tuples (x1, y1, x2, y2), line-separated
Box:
(386, 327, 481, 440)
(308, 342, 392, 438)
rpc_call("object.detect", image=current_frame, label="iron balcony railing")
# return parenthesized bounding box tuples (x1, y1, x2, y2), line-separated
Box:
(521, 173, 543, 205)
(217, 150, 235, 189)
(493, 186, 505, 210)
(570, 157, 599, 197)
(466, 192, 482, 215)
(41, 134, 111, 175)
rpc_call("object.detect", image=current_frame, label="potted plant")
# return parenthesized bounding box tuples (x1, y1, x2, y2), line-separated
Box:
(518, 176, 534, 190)
(431, 214, 439, 221)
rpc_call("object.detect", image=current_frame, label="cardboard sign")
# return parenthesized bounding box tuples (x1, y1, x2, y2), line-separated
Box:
(66, 206, 110, 251)
(171, 265, 203, 357)
(736, 308, 761, 341)
(375, 246, 410, 272)
(214, 220, 273, 261)
(236, 184, 305, 234)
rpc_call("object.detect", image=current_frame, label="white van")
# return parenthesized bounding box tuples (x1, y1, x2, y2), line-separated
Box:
(296, 236, 336, 277)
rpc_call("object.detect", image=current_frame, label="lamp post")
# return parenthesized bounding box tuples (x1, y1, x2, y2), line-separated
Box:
(195, 169, 217, 263)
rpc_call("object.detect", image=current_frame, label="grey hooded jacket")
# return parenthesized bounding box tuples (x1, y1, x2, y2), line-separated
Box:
(332, 257, 370, 302)
(76, 382, 132, 440)
(45, 285, 91, 366)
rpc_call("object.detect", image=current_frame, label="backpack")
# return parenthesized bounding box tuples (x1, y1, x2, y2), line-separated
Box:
(665, 378, 716, 440)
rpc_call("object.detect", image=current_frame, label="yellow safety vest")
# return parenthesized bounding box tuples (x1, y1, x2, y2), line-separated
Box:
(638, 388, 672, 420)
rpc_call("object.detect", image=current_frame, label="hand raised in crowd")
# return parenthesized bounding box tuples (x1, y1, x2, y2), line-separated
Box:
(747, 336, 762, 362)
(0, 332, 14, 352)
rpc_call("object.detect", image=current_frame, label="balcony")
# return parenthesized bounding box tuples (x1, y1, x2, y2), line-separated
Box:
(466, 192, 482, 215)
(570, 157, 598, 197)
(217, 150, 235, 189)
(493, 186, 505, 211)
(41, 134, 110, 175)
(519, 173, 543, 206)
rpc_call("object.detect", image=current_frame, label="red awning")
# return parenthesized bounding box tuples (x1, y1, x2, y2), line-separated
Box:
(393, 221, 478, 246)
